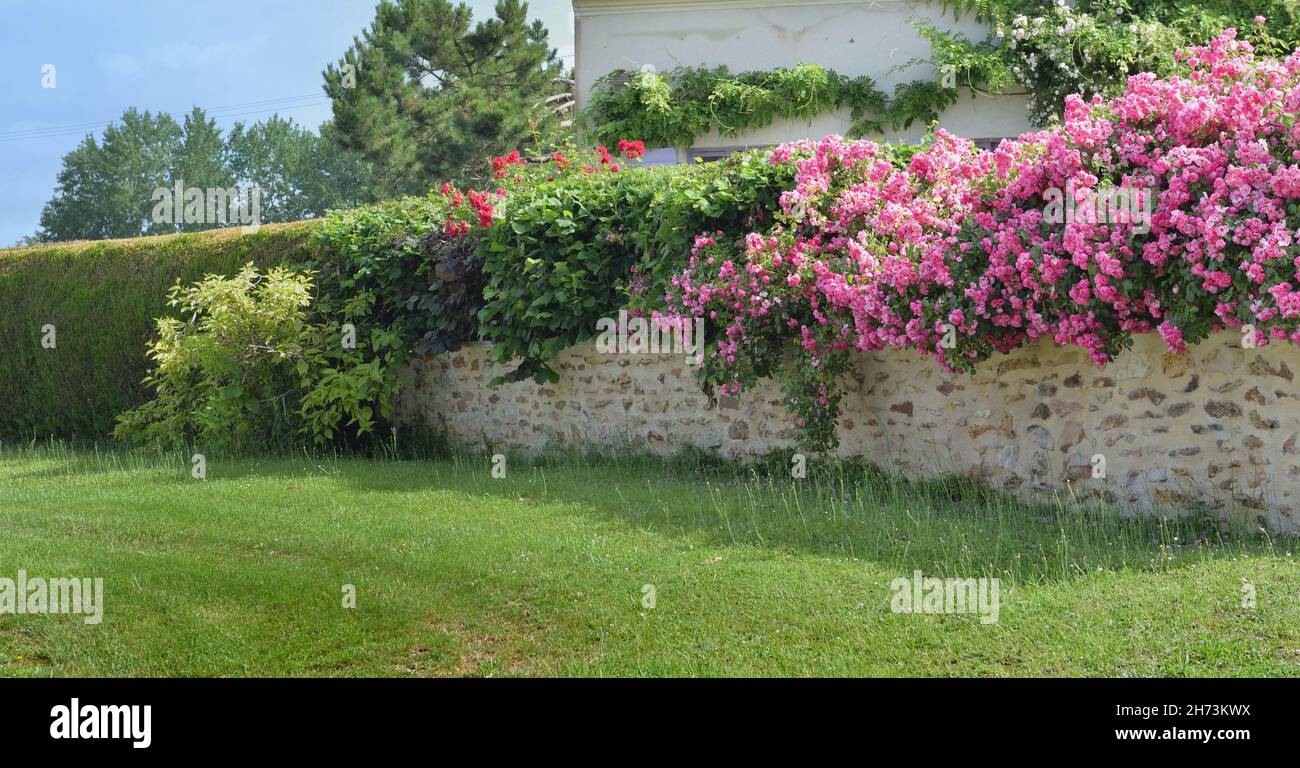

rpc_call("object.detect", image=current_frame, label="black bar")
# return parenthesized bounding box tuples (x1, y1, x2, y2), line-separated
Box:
(0, 678, 1286, 755)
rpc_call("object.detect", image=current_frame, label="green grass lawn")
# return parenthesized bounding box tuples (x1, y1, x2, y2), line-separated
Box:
(0, 443, 1296, 677)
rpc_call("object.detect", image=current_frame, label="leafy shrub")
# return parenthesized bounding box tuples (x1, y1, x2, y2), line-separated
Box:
(311, 147, 601, 389)
(477, 148, 794, 382)
(0, 222, 317, 439)
(305, 186, 507, 444)
(313, 194, 484, 360)
(102, 144, 633, 445)
(114, 264, 397, 450)
(478, 166, 674, 382)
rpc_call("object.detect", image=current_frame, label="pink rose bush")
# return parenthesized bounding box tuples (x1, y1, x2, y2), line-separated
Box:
(666, 30, 1300, 450)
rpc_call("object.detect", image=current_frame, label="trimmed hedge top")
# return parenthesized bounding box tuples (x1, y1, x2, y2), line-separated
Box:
(0, 222, 321, 439)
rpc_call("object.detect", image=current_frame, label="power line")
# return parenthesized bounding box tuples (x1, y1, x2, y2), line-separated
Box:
(0, 94, 332, 141)
(0, 94, 334, 144)
(1, 93, 325, 138)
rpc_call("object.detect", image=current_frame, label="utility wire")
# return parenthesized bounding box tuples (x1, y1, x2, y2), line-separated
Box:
(0, 94, 332, 141)
(0, 93, 333, 143)
(1, 93, 325, 138)
(0, 93, 328, 139)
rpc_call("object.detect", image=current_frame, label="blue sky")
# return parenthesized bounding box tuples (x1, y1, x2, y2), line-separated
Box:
(0, 0, 575, 246)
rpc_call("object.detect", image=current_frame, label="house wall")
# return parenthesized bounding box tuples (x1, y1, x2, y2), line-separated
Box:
(572, 0, 1034, 153)
(398, 333, 1300, 534)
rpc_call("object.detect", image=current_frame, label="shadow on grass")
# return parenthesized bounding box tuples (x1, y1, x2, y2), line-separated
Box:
(4, 439, 1285, 587)
(328, 443, 1283, 586)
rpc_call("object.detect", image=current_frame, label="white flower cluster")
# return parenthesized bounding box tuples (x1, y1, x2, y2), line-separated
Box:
(987, 2, 1183, 125)
(1004, 7, 1090, 83)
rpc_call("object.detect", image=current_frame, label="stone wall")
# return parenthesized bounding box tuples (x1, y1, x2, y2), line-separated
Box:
(398, 333, 1300, 534)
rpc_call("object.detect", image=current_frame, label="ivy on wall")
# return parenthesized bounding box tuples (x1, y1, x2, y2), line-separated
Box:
(581, 0, 1300, 147)
(581, 63, 951, 150)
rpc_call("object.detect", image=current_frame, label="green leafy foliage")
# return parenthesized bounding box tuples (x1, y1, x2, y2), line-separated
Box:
(582, 2, 1300, 147)
(0, 223, 317, 439)
(312, 194, 483, 361)
(477, 150, 793, 382)
(224, 117, 375, 224)
(478, 167, 670, 383)
(302, 192, 491, 444)
(912, 18, 1016, 112)
(582, 63, 933, 148)
(926, 0, 1300, 127)
(36, 108, 222, 242)
(114, 265, 398, 450)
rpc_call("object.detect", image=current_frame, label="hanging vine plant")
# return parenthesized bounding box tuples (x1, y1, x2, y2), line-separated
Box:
(581, 1, 1300, 148)
(580, 63, 934, 149)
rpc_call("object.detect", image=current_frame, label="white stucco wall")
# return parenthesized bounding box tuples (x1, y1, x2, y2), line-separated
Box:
(573, 0, 1033, 153)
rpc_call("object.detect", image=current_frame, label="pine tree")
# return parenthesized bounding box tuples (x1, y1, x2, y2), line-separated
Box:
(323, 0, 563, 198)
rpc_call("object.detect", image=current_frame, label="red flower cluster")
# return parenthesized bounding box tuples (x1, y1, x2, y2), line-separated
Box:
(439, 183, 492, 236)
(492, 150, 525, 179)
(468, 190, 493, 228)
(437, 139, 649, 238)
(617, 139, 646, 159)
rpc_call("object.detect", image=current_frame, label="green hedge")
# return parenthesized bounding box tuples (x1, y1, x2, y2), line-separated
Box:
(0, 222, 320, 439)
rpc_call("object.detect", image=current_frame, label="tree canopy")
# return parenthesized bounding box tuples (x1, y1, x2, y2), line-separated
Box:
(323, 0, 564, 198)
(34, 109, 371, 243)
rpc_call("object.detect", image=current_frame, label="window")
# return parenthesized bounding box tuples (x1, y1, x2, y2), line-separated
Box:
(636, 147, 679, 166)
(687, 145, 769, 163)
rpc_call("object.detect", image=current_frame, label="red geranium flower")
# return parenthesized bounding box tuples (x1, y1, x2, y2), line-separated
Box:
(617, 139, 646, 159)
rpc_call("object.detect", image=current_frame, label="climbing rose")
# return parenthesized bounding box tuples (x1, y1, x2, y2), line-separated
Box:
(665, 29, 1300, 449)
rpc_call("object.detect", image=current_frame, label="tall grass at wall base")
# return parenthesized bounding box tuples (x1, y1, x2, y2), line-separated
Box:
(379, 427, 1278, 550)
(0, 222, 320, 439)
